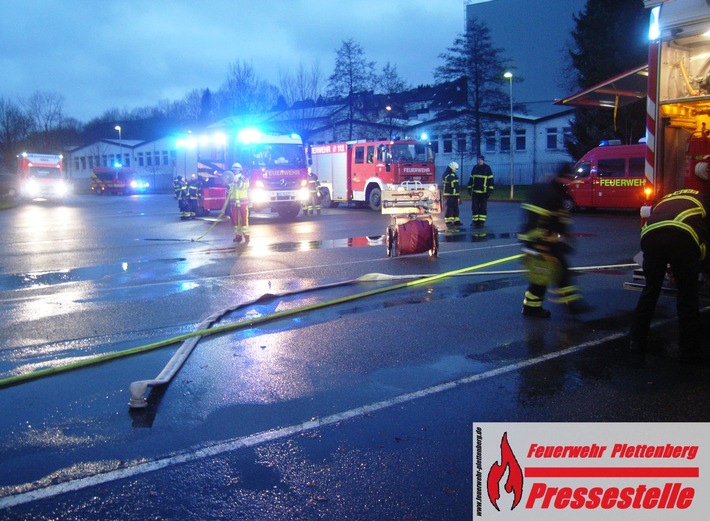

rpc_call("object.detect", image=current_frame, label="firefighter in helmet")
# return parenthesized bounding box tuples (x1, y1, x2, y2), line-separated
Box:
(227, 163, 250, 243)
(187, 174, 200, 219)
(442, 161, 462, 230)
(304, 167, 321, 215)
(173, 176, 183, 199)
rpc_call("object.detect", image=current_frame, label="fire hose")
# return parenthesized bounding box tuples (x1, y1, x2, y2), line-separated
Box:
(0, 256, 639, 403)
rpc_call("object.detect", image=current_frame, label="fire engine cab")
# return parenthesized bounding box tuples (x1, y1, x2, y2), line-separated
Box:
(308, 139, 436, 211)
(17, 152, 70, 200)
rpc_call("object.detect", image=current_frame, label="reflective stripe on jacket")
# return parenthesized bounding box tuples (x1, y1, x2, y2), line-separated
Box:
(641, 189, 708, 260)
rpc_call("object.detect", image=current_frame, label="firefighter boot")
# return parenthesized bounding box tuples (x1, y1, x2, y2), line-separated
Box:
(522, 305, 551, 318)
(233, 235, 242, 243)
(244, 235, 250, 244)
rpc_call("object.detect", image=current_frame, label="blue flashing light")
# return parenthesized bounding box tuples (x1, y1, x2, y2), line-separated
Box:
(649, 6, 660, 41)
(420, 133, 429, 141)
(237, 128, 263, 144)
(113, 162, 123, 168)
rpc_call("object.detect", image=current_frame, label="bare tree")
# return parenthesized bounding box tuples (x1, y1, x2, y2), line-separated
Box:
(378, 62, 409, 96)
(279, 62, 324, 106)
(328, 39, 377, 139)
(216, 60, 278, 118)
(25, 91, 65, 134)
(0, 97, 33, 171)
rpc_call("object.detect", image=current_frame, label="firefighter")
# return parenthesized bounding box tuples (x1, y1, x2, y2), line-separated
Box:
(629, 189, 709, 360)
(176, 177, 190, 220)
(173, 176, 183, 199)
(186, 174, 200, 219)
(467, 156, 494, 228)
(305, 167, 321, 215)
(442, 161, 462, 230)
(227, 163, 250, 243)
(518, 165, 590, 318)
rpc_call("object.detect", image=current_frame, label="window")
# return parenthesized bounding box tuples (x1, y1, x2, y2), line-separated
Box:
(430, 135, 439, 154)
(154, 152, 160, 166)
(457, 134, 467, 154)
(443, 134, 453, 153)
(546, 128, 558, 149)
(515, 129, 526, 151)
(574, 161, 591, 178)
(74, 158, 80, 171)
(563, 127, 572, 145)
(124, 154, 131, 167)
(366, 145, 375, 163)
(137, 152, 144, 167)
(354, 146, 365, 164)
(629, 157, 645, 177)
(162, 151, 169, 166)
(500, 130, 511, 152)
(597, 158, 625, 177)
(146, 153, 152, 167)
(484, 131, 496, 154)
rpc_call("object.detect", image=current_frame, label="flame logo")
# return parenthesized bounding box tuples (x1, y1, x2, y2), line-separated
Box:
(487, 432, 524, 511)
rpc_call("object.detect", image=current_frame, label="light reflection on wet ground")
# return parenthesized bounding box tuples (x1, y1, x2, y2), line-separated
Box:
(0, 231, 530, 291)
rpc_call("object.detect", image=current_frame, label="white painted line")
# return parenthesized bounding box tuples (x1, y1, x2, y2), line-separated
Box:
(0, 330, 627, 510)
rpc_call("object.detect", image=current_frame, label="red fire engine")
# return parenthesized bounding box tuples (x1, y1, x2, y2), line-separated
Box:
(558, 0, 710, 209)
(308, 139, 437, 211)
(177, 129, 310, 220)
(17, 152, 70, 199)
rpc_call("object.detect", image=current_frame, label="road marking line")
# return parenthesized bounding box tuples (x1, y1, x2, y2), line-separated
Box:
(0, 330, 625, 509)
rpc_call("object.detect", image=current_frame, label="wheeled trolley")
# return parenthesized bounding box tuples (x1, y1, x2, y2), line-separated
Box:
(381, 181, 441, 258)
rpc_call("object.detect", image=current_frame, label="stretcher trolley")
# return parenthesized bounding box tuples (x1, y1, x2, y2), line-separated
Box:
(381, 181, 441, 257)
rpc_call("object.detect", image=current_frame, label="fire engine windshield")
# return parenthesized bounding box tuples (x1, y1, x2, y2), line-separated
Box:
(250, 144, 306, 167)
(29, 167, 62, 179)
(391, 143, 433, 163)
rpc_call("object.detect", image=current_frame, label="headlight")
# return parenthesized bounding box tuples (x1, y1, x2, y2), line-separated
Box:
(23, 180, 39, 197)
(298, 188, 310, 201)
(55, 182, 70, 196)
(130, 180, 138, 188)
(250, 188, 268, 203)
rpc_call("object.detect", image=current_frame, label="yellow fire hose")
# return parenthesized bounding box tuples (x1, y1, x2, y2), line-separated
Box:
(191, 196, 230, 242)
(0, 253, 525, 394)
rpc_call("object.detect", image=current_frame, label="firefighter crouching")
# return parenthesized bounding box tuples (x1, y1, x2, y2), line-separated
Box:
(518, 166, 591, 318)
(227, 163, 250, 243)
(304, 168, 321, 215)
(187, 174, 200, 219)
(629, 189, 709, 360)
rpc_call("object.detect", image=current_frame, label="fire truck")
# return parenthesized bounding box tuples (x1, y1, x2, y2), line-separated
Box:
(559, 0, 710, 208)
(308, 139, 437, 211)
(17, 152, 70, 199)
(177, 129, 309, 219)
(90, 166, 150, 195)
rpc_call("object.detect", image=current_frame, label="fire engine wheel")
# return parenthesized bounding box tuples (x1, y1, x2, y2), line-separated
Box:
(277, 204, 301, 220)
(562, 196, 576, 212)
(319, 188, 333, 208)
(368, 187, 382, 211)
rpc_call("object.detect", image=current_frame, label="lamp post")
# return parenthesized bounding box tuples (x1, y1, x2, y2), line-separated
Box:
(504, 72, 514, 200)
(385, 105, 393, 140)
(114, 125, 123, 167)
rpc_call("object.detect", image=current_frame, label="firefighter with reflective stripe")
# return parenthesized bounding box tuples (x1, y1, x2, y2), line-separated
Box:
(442, 161, 462, 230)
(187, 174, 200, 219)
(305, 168, 321, 215)
(227, 163, 250, 243)
(629, 189, 709, 359)
(518, 165, 590, 318)
(467, 156, 494, 228)
(176, 177, 190, 220)
(173, 176, 183, 199)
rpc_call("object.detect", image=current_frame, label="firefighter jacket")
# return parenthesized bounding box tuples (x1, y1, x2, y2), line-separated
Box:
(308, 172, 320, 194)
(641, 189, 709, 260)
(518, 178, 571, 250)
(187, 178, 199, 199)
(442, 168, 460, 196)
(467, 163, 494, 195)
(228, 175, 250, 203)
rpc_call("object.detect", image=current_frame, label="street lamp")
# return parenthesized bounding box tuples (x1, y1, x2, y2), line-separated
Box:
(504, 71, 514, 199)
(114, 125, 123, 167)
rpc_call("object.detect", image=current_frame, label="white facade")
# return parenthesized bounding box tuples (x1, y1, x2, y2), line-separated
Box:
(67, 137, 178, 193)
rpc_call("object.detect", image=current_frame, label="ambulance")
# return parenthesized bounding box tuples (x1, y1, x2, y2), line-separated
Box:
(563, 141, 649, 211)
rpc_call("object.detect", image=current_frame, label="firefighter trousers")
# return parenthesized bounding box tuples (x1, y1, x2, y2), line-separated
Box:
(230, 200, 250, 239)
(629, 229, 701, 352)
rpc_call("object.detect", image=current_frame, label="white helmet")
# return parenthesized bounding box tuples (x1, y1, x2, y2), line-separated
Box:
(448, 161, 459, 172)
(231, 163, 242, 171)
